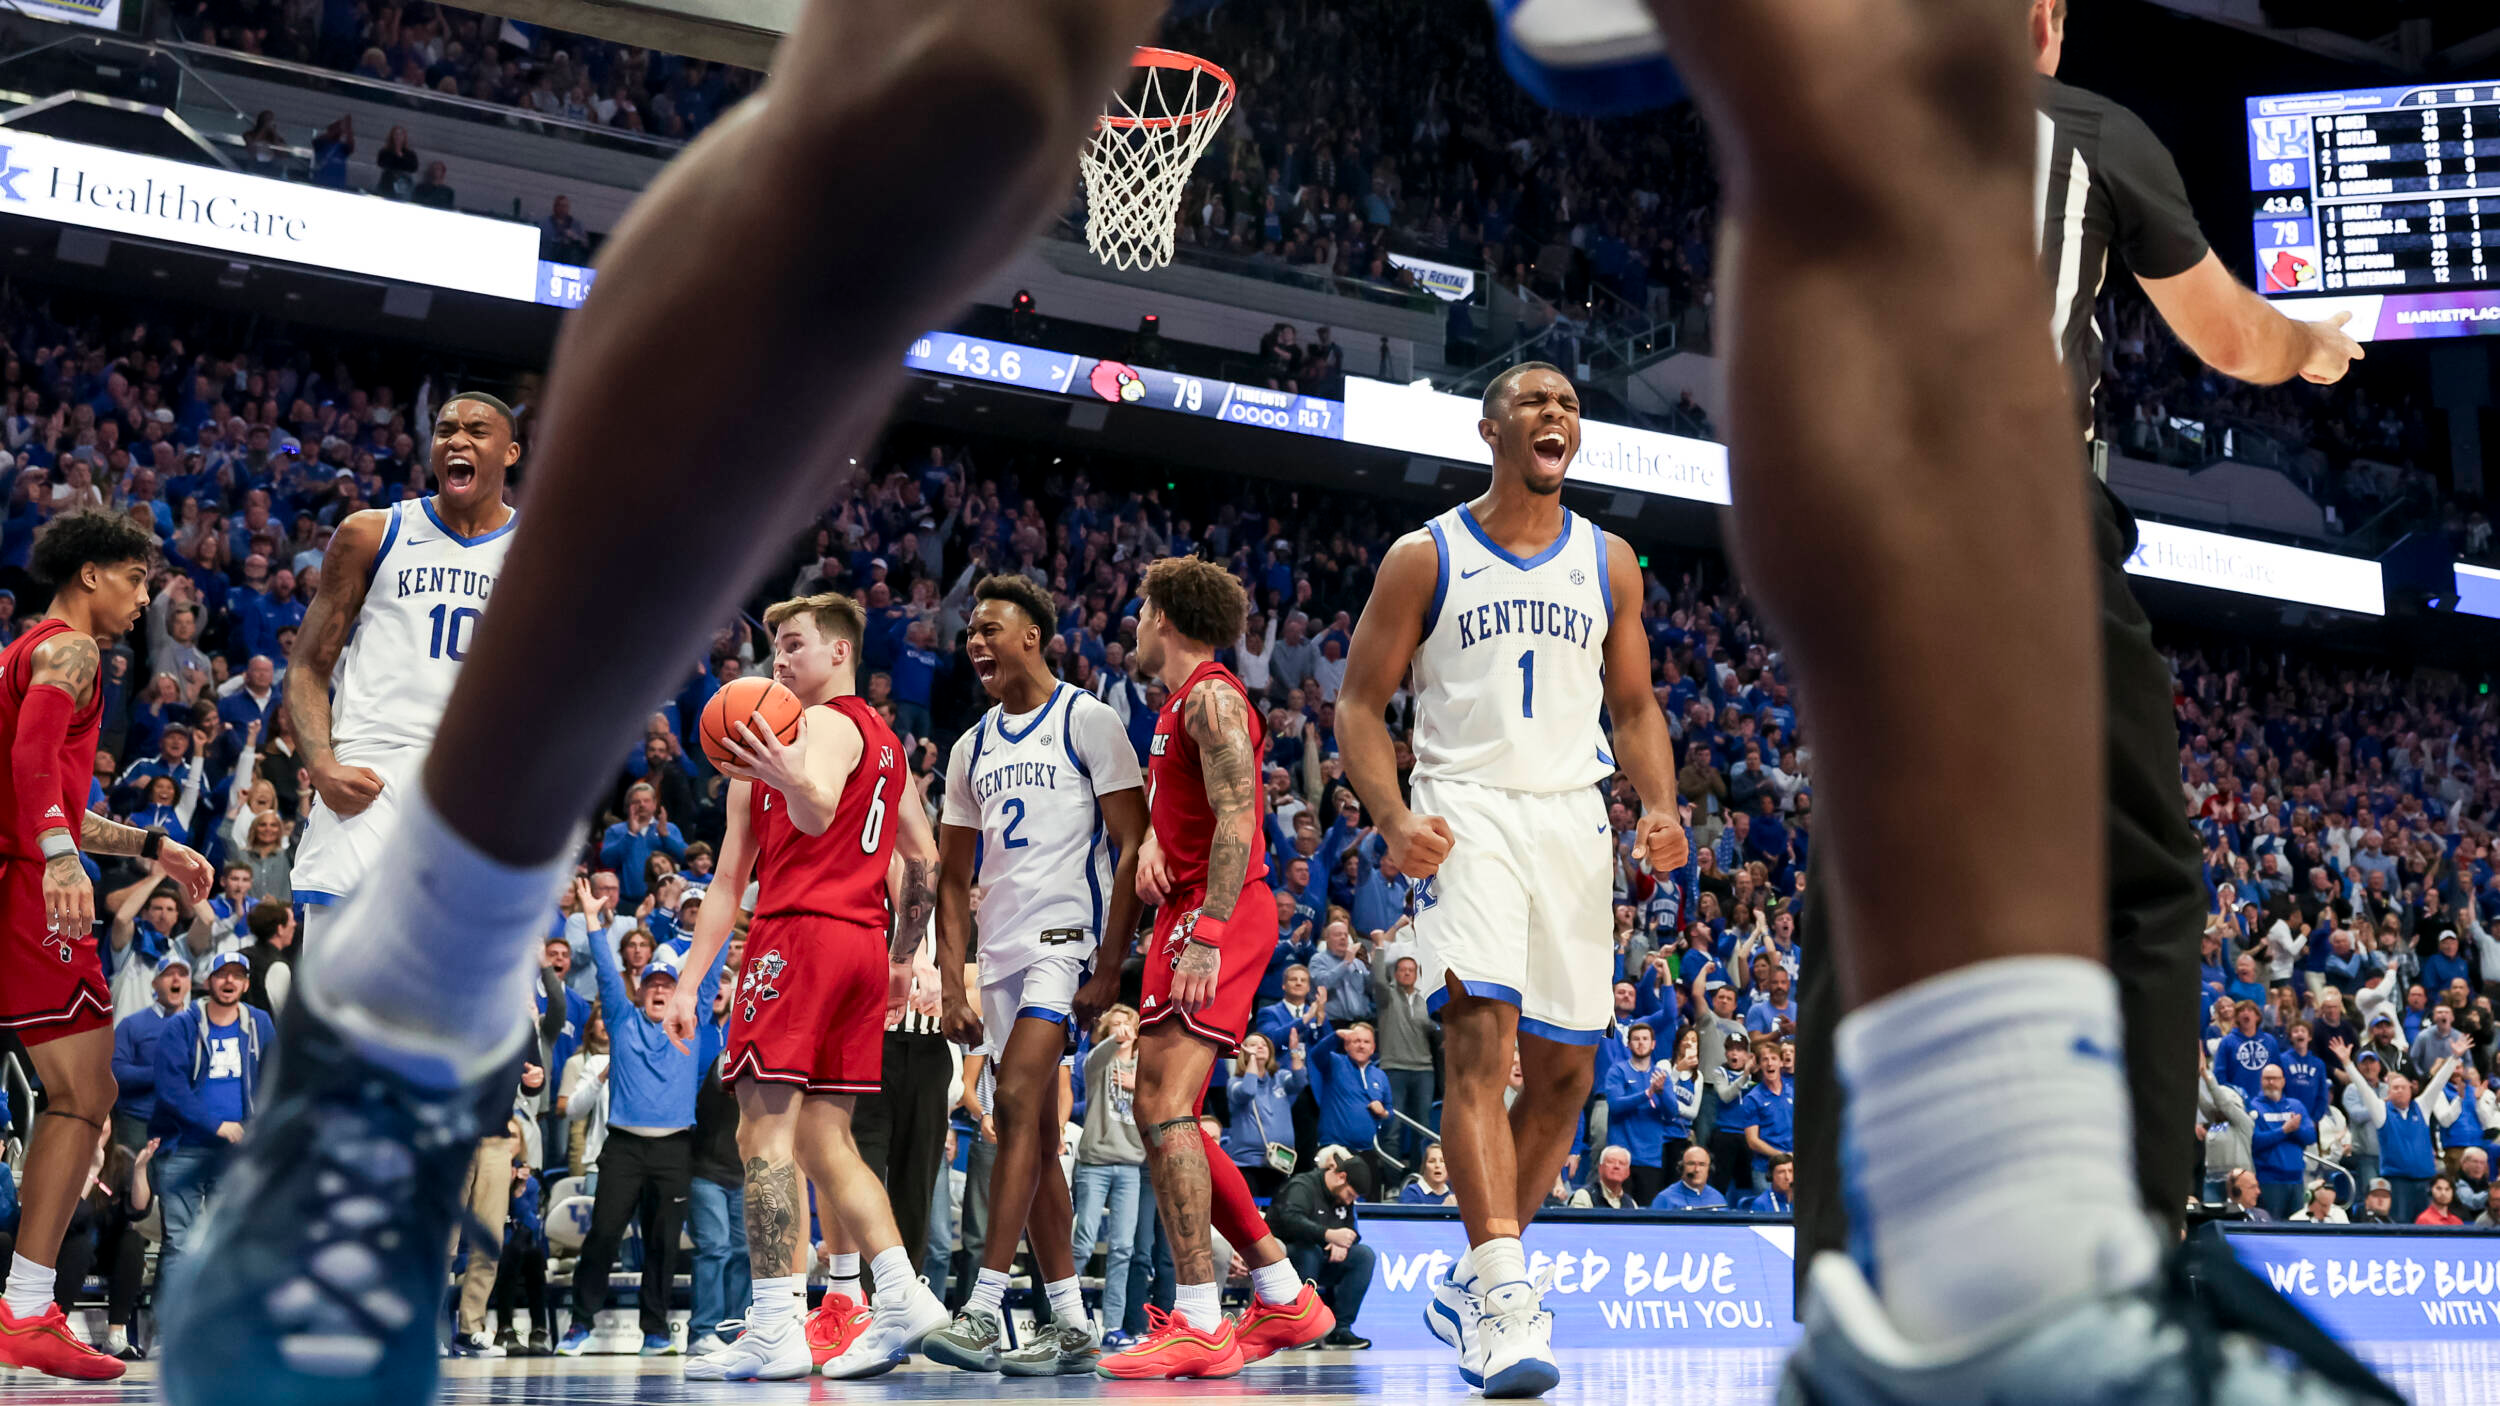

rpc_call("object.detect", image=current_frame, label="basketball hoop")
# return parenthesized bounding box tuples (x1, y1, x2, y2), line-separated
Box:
(1079, 47, 1235, 272)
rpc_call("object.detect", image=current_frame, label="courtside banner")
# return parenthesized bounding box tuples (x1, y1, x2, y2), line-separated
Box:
(12, 0, 121, 29)
(1342, 376, 1733, 505)
(1354, 1212, 1800, 1349)
(1387, 252, 1479, 303)
(2225, 1227, 2500, 1340)
(2123, 519, 2385, 615)
(0, 132, 540, 300)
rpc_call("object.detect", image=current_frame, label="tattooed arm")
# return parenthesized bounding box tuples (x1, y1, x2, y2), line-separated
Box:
(1185, 678, 1259, 921)
(1168, 678, 1258, 1012)
(81, 809, 153, 855)
(21, 632, 99, 932)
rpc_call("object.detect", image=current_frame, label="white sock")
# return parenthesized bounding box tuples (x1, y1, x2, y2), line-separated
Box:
(1174, 1281, 1223, 1333)
(1044, 1276, 1085, 1325)
(829, 1252, 862, 1303)
(870, 1247, 918, 1307)
(105, 1324, 129, 1352)
(5, 1253, 53, 1318)
(300, 786, 574, 1088)
(1461, 1236, 1526, 1291)
(746, 1275, 803, 1333)
(966, 1266, 1009, 1316)
(1839, 955, 2158, 1344)
(1251, 1259, 1303, 1306)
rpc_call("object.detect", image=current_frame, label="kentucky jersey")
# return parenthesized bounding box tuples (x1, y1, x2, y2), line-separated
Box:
(330, 497, 517, 757)
(1411, 502, 1613, 794)
(941, 683, 1142, 981)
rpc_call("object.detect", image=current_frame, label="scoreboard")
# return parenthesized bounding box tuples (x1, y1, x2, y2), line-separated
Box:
(900, 331, 1344, 440)
(2248, 81, 2500, 341)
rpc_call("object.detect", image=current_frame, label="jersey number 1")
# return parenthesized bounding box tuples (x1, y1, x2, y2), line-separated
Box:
(428, 604, 480, 661)
(1517, 650, 1535, 718)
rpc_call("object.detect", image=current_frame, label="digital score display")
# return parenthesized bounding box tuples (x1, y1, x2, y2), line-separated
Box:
(901, 331, 1344, 440)
(2248, 82, 2500, 340)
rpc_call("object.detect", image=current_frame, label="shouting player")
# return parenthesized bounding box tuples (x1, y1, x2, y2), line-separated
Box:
(924, 574, 1147, 1376)
(0, 512, 214, 1379)
(288, 393, 520, 945)
(1092, 556, 1334, 1380)
(1339, 362, 1687, 1398)
(668, 593, 947, 1381)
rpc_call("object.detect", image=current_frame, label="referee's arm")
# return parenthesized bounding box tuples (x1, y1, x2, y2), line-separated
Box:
(2139, 252, 2362, 387)
(2102, 99, 2364, 388)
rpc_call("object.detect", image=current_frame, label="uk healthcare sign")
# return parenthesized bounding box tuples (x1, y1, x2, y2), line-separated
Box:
(1356, 1214, 1800, 1349)
(2123, 519, 2385, 615)
(0, 132, 541, 302)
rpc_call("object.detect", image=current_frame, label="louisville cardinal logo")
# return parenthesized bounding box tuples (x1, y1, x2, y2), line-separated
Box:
(740, 949, 787, 1023)
(2265, 249, 2316, 293)
(1088, 360, 1146, 404)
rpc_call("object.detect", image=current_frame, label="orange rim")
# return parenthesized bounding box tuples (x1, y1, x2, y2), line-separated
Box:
(1099, 46, 1237, 131)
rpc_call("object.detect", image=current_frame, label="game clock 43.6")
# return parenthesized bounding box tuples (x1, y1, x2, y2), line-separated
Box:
(902, 330, 1345, 442)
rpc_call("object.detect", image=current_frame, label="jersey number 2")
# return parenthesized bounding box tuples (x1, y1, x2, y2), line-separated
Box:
(1000, 796, 1031, 849)
(427, 604, 480, 661)
(1517, 650, 1535, 718)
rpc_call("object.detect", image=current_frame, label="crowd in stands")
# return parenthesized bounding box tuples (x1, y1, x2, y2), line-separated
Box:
(2178, 648, 2500, 1226)
(1149, 0, 1722, 353)
(165, 0, 761, 141)
(2091, 289, 2457, 546)
(166, 0, 2500, 544)
(1, 272, 2495, 1357)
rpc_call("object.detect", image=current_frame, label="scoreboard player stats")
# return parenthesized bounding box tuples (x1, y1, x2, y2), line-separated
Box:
(2248, 81, 2500, 341)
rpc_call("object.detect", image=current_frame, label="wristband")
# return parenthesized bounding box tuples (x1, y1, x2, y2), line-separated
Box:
(39, 831, 77, 863)
(140, 827, 166, 861)
(1188, 912, 1228, 949)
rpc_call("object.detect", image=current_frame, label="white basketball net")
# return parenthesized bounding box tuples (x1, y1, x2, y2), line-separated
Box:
(1079, 56, 1233, 271)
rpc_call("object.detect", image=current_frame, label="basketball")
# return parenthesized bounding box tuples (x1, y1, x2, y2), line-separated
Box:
(699, 676, 804, 772)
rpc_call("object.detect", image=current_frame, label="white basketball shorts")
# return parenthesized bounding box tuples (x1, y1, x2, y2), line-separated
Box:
(979, 947, 1091, 1059)
(291, 742, 425, 909)
(1409, 774, 1613, 1043)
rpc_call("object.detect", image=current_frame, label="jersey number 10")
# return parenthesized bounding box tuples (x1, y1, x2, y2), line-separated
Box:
(427, 604, 481, 661)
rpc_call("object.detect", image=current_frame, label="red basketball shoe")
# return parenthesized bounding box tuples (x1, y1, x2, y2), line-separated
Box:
(1092, 1306, 1245, 1380)
(0, 1301, 125, 1380)
(804, 1291, 872, 1369)
(1234, 1281, 1336, 1363)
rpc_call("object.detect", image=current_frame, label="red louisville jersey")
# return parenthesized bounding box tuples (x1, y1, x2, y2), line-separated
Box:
(0, 619, 101, 862)
(749, 695, 905, 926)
(1146, 660, 1269, 900)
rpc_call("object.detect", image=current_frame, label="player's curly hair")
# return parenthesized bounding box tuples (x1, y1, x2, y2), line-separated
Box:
(1140, 555, 1248, 649)
(30, 509, 158, 586)
(974, 573, 1057, 635)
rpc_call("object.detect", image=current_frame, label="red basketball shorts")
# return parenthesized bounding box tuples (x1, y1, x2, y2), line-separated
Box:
(1138, 880, 1277, 1054)
(721, 913, 887, 1095)
(0, 858, 111, 1047)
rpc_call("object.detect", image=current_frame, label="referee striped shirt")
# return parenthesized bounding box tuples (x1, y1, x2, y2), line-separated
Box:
(2035, 77, 2211, 436)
